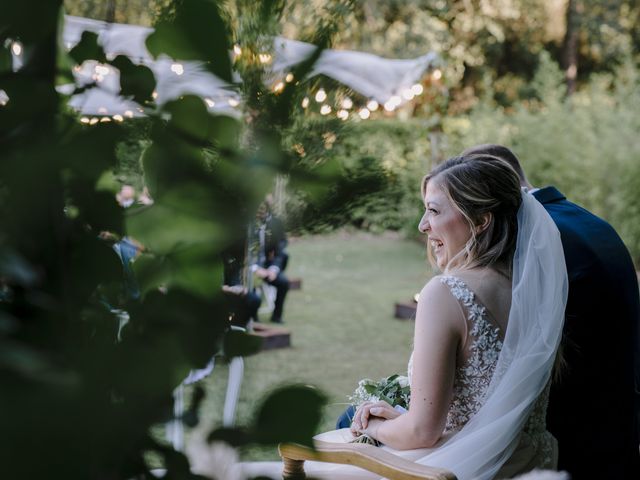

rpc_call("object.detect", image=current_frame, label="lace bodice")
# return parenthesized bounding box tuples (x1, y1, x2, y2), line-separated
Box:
(408, 276, 552, 463)
(440, 276, 504, 431)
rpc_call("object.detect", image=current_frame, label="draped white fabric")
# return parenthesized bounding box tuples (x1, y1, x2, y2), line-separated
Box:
(42, 15, 438, 115)
(413, 192, 568, 480)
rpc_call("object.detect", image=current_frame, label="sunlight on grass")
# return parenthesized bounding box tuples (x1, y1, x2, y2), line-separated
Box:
(193, 230, 433, 460)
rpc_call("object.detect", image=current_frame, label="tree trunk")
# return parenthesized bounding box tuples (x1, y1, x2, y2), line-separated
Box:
(562, 0, 581, 96)
(105, 0, 117, 22)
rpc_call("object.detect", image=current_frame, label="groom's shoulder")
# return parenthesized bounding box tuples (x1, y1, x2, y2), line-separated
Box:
(535, 186, 618, 235)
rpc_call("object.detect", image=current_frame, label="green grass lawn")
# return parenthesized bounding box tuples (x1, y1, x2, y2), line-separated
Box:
(191, 230, 434, 460)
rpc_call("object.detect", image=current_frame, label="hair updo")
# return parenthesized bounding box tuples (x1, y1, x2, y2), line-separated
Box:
(421, 154, 523, 274)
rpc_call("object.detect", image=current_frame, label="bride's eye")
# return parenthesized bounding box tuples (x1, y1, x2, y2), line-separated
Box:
(428, 208, 438, 215)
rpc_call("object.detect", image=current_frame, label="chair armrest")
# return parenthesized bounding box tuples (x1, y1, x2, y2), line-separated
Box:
(278, 440, 457, 480)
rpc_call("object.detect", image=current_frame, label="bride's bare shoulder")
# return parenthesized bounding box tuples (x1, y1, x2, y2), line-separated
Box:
(416, 275, 467, 331)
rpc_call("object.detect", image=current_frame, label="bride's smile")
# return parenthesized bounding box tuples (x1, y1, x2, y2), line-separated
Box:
(419, 180, 472, 271)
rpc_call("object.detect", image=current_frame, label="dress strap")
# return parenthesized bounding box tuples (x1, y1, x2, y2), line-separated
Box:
(439, 276, 485, 316)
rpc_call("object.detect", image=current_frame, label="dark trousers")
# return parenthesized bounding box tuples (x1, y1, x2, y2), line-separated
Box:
(228, 289, 261, 328)
(266, 272, 289, 322)
(336, 405, 356, 429)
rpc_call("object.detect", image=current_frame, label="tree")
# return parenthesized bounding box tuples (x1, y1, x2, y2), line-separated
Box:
(1, 1, 350, 477)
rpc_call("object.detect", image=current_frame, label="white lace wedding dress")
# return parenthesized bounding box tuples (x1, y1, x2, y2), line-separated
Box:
(241, 275, 557, 480)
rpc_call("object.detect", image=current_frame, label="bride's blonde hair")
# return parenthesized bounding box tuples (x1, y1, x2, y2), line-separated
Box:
(421, 154, 522, 275)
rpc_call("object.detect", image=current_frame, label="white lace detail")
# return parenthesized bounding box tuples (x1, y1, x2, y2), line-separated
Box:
(437, 276, 503, 432)
(522, 382, 555, 467)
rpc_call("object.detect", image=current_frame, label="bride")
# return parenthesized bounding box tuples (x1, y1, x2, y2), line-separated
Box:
(244, 153, 568, 480)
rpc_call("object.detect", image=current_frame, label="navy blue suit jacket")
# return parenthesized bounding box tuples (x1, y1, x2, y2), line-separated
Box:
(533, 187, 640, 478)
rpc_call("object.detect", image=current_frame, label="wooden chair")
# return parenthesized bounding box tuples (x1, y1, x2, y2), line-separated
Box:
(278, 439, 457, 480)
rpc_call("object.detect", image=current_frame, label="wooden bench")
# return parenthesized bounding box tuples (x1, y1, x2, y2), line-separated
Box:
(394, 300, 417, 320)
(289, 277, 302, 290)
(252, 323, 291, 350)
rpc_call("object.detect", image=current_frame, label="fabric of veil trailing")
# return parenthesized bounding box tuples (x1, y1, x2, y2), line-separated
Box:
(413, 192, 569, 480)
(11, 15, 438, 116)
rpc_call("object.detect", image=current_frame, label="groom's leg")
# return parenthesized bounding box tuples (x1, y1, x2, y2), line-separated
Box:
(336, 405, 356, 429)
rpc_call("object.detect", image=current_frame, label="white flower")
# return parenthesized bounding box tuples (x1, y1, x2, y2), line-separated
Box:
(396, 375, 409, 388)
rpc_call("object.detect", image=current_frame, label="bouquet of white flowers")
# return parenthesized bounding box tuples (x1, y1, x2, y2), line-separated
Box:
(347, 374, 410, 446)
(349, 373, 411, 410)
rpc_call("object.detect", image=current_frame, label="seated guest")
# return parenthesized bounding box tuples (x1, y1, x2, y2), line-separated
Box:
(251, 194, 289, 324)
(223, 247, 261, 329)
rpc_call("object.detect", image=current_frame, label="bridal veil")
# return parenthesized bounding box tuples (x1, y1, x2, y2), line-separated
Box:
(413, 191, 569, 479)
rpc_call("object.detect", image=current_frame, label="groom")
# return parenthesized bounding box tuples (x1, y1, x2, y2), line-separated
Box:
(464, 144, 640, 479)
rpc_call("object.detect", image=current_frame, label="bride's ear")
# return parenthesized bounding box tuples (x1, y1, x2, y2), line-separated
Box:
(476, 212, 492, 234)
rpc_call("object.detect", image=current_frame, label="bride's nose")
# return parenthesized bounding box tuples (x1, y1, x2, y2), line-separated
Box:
(418, 214, 430, 234)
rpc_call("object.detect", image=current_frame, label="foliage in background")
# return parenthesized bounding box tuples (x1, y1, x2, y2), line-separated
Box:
(280, 52, 640, 267)
(0, 0, 370, 478)
(65, 0, 640, 114)
(283, 0, 640, 110)
(283, 117, 430, 234)
(443, 52, 640, 263)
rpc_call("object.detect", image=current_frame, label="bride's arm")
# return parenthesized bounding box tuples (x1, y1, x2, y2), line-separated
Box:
(368, 277, 464, 449)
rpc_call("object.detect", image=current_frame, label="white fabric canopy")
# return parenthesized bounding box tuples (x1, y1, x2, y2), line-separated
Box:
(40, 15, 438, 116)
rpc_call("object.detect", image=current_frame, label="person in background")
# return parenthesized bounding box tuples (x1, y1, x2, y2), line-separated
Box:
(222, 242, 261, 329)
(252, 194, 290, 324)
(462, 143, 640, 479)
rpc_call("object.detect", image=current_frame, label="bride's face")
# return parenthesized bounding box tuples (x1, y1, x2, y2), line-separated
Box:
(418, 180, 472, 270)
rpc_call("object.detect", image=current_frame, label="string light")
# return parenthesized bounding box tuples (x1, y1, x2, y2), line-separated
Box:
(273, 81, 285, 93)
(341, 97, 353, 109)
(113, 114, 124, 122)
(411, 83, 424, 95)
(384, 95, 402, 112)
(124, 110, 134, 118)
(99, 117, 111, 123)
(401, 88, 415, 100)
(432, 69, 442, 80)
(337, 109, 349, 120)
(228, 98, 239, 107)
(319, 104, 331, 115)
(367, 100, 379, 111)
(258, 53, 272, 64)
(204, 98, 215, 108)
(358, 108, 371, 119)
(0, 90, 8, 106)
(80, 117, 90, 124)
(315, 89, 327, 102)
(170, 63, 184, 75)
(11, 42, 22, 56)
(285, 73, 294, 83)
(233, 44, 242, 56)
(89, 118, 99, 125)
(301, 97, 309, 108)
(151, 91, 158, 100)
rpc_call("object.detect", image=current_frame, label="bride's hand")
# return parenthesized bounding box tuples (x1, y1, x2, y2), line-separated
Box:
(350, 400, 401, 435)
